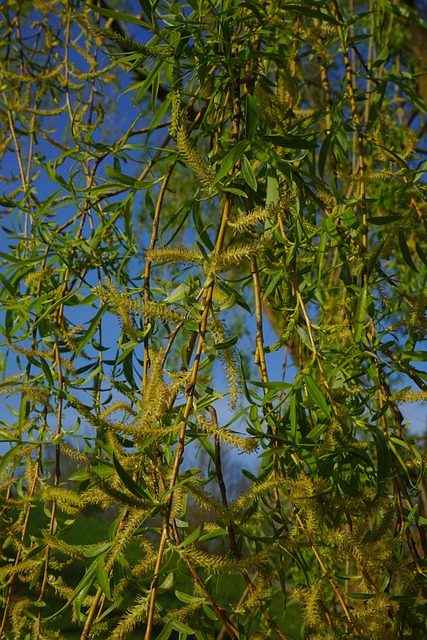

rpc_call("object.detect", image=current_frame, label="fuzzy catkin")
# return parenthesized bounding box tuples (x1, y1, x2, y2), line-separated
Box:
(176, 122, 215, 187)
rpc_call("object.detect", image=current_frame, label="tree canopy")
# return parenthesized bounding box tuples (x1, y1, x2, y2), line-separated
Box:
(1, 1, 427, 638)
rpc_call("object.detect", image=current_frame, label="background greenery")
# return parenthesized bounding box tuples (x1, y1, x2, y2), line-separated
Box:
(1, 0, 427, 638)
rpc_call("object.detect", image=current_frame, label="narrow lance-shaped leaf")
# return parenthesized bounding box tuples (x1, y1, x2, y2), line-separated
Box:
(304, 374, 331, 419)
(112, 453, 154, 502)
(211, 140, 250, 186)
(353, 285, 368, 343)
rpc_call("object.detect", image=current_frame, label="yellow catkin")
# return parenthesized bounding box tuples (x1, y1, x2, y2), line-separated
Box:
(176, 122, 215, 187)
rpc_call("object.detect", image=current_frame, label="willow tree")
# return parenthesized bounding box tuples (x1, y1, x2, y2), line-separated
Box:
(1, 1, 427, 638)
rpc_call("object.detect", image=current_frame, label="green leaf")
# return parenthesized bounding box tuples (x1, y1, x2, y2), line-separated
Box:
(0, 271, 17, 297)
(123, 193, 134, 242)
(122, 58, 164, 104)
(112, 453, 153, 502)
(245, 94, 257, 140)
(416, 241, 427, 266)
(266, 166, 279, 206)
(262, 271, 283, 299)
(175, 590, 204, 604)
(401, 350, 427, 361)
(290, 394, 299, 442)
(198, 528, 228, 543)
(39, 356, 54, 386)
(138, 0, 154, 24)
(306, 420, 329, 442)
(146, 93, 171, 140)
(343, 208, 360, 230)
(43, 561, 98, 622)
(105, 165, 136, 186)
(68, 465, 114, 482)
(155, 622, 174, 640)
(96, 556, 111, 599)
(158, 572, 175, 593)
(45, 161, 67, 186)
(75, 305, 108, 356)
(180, 525, 205, 549)
(304, 374, 331, 419)
(367, 233, 395, 277)
(371, 428, 391, 496)
(241, 155, 257, 191)
(217, 280, 251, 312)
(353, 285, 368, 343)
(222, 186, 248, 197)
(88, 2, 147, 27)
(398, 228, 418, 272)
(248, 379, 291, 391)
(163, 280, 194, 303)
(202, 603, 218, 621)
(318, 132, 332, 178)
(83, 542, 112, 558)
(122, 350, 138, 389)
(211, 333, 238, 350)
(283, 4, 342, 25)
(367, 216, 401, 225)
(170, 620, 194, 634)
(260, 134, 317, 150)
(296, 325, 313, 350)
(211, 140, 250, 186)
(0, 445, 21, 475)
(371, 44, 390, 69)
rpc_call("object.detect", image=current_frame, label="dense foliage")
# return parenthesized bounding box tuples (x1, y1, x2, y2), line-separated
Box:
(1, 0, 427, 638)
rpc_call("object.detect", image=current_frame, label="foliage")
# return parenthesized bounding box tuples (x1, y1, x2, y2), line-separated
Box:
(1, 0, 427, 638)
